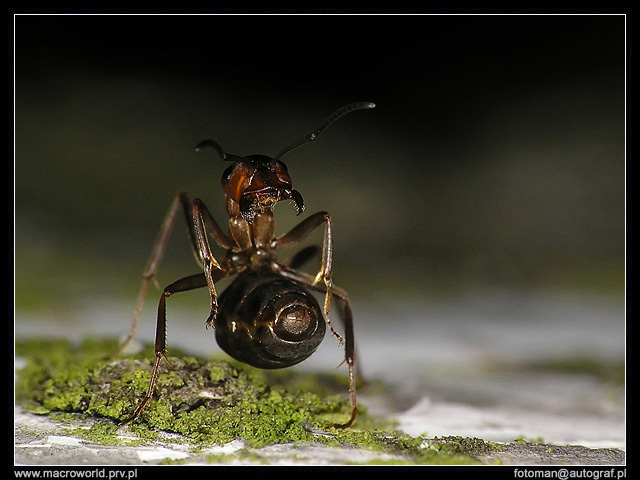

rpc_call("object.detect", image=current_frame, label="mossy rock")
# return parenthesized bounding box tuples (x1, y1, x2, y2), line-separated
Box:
(15, 338, 501, 464)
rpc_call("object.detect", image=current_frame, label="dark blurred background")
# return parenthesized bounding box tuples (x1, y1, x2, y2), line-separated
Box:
(14, 13, 626, 317)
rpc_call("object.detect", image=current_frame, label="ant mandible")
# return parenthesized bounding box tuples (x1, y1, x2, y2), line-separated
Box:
(116, 101, 376, 429)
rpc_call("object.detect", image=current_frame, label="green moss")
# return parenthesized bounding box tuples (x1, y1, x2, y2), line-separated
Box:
(513, 435, 545, 445)
(15, 338, 498, 465)
(67, 420, 145, 446)
(428, 435, 503, 455)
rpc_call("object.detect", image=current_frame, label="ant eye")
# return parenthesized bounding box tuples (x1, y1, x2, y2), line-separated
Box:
(221, 162, 253, 204)
(221, 165, 235, 185)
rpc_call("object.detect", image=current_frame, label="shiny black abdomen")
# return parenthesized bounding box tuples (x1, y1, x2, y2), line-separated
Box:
(215, 269, 326, 369)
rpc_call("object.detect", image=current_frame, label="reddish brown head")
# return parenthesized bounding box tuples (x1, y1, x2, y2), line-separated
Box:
(221, 155, 305, 221)
(196, 101, 375, 221)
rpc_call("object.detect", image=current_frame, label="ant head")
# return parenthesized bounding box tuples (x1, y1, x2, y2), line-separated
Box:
(195, 140, 304, 222)
(222, 154, 305, 221)
(196, 101, 375, 222)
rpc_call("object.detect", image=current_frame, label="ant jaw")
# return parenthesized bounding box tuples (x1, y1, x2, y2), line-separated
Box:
(283, 188, 305, 216)
(238, 195, 272, 223)
(238, 188, 304, 222)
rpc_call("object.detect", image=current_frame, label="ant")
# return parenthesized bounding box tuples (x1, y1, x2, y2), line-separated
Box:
(116, 102, 376, 429)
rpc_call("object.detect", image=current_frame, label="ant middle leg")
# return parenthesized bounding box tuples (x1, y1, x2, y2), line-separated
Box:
(121, 272, 209, 425)
(271, 264, 357, 428)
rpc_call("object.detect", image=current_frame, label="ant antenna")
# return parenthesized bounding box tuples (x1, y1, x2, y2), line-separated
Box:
(273, 101, 376, 162)
(196, 139, 245, 162)
(196, 139, 228, 160)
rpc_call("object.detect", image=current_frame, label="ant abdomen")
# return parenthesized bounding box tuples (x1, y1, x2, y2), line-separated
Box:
(215, 270, 326, 369)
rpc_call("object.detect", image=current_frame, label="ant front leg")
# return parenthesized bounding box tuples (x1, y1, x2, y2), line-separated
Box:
(114, 192, 234, 357)
(192, 198, 230, 328)
(122, 197, 232, 425)
(273, 211, 342, 344)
